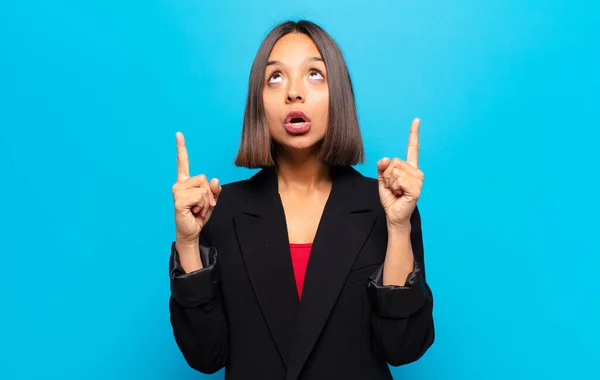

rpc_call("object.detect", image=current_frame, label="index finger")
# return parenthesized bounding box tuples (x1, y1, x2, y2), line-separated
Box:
(406, 118, 420, 168)
(176, 132, 190, 181)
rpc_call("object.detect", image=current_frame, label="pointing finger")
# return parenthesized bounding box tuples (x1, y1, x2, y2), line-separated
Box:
(406, 118, 420, 168)
(176, 132, 190, 181)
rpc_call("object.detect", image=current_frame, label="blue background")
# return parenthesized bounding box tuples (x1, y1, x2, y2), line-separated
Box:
(1, 0, 598, 379)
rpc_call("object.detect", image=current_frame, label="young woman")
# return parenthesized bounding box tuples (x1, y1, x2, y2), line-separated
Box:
(169, 20, 434, 380)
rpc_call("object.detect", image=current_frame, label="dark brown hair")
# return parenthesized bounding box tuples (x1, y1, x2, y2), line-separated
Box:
(234, 20, 365, 168)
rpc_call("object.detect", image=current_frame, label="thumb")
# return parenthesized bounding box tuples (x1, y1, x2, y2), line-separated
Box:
(210, 178, 222, 201)
(377, 157, 391, 181)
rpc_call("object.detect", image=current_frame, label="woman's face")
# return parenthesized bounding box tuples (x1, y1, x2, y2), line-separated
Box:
(263, 33, 329, 153)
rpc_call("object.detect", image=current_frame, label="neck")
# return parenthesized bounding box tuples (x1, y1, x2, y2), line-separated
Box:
(275, 148, 331, 191)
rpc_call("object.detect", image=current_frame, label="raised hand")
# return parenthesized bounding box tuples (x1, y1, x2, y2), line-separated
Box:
(377, 118, 424, 229)
(172, 132, 221, 246)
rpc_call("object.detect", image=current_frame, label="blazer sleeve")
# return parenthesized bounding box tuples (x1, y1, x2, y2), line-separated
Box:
(367, 206, 435, 366)
(168, 224, 229, 374)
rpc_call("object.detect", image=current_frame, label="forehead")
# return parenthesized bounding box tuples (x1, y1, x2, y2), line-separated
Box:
(268, 33, 322, 62)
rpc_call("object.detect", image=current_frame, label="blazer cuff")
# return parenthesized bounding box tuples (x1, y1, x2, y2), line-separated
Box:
(169, 242, 220, 307)
(367, 261, 427, 319)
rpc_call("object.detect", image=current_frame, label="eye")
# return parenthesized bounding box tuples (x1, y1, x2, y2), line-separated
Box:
(268, 72, 283, 84)
(308, 70, 324, 80)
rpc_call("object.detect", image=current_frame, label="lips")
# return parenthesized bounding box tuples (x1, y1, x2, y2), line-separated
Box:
(285, 110, 311, 124)
(284, 110, 311, 135)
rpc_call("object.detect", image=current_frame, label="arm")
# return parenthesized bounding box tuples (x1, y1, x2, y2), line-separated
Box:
(169, 225, 229, 374)
(368, 206, 435, 366)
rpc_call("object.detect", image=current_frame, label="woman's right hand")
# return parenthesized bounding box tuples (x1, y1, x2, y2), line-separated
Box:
(172, 132, 222, 247)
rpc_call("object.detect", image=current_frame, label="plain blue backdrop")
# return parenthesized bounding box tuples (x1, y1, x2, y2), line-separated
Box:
(1, 0, 598, 379)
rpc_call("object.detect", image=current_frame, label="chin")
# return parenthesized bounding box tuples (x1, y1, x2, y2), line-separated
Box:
(274, 134, 324, 153)
(288, 142, 319, 151)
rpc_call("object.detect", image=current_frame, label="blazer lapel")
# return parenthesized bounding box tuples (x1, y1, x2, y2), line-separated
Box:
(286, 167, 379, 380)
(233, 168, 299, 368)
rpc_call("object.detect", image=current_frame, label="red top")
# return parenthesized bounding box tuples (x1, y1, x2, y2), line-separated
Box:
(289, 243, 312, 299)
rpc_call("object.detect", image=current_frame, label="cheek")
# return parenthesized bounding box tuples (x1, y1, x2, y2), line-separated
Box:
(314, 92, 329, 127)
(262, 95, 280, 128)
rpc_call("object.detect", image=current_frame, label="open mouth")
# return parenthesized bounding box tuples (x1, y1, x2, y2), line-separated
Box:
(285, 110, 311, 125)
(284, 111, 312, 135)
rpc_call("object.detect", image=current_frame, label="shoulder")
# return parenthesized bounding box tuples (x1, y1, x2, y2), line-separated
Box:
(332, 166, 384, 212)
(219, 178, 254, 197)
(353, 170, 379, 193)
(338, 165, 379, 194)
(213, 178, 252, 210)
(218, 169, 271, 199)
(210, 169, 271, 215)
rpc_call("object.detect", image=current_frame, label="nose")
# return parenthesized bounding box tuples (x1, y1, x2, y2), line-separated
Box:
(286, 76, 305, 104)
(286, 93, 303, 103)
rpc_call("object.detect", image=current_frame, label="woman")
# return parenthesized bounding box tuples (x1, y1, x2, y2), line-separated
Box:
(169, 20, 434, 380)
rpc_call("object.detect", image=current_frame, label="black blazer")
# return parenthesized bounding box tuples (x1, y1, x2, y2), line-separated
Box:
(169, 166, 434, 380)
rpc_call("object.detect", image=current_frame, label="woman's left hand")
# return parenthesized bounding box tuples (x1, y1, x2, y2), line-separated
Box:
(377, 118, 424, 229)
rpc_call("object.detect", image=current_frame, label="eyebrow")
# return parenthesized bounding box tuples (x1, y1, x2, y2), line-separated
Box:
(266, 56, 324, 66)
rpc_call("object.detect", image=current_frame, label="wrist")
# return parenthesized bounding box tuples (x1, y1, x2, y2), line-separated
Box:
(175, 240, 203, 273)
(175, 233, 199, 249)
(176, 238, 199, 249)
(386, 220, 412, 235)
